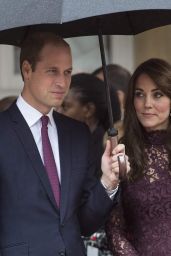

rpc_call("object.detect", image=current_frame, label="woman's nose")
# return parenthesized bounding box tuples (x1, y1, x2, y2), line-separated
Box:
(144, 95, 152, 108)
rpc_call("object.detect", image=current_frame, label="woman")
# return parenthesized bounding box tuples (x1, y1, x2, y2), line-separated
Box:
(106, 58, 171, 255)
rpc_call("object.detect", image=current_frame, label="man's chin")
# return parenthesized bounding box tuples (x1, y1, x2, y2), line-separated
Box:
(51, 100, 63, 109)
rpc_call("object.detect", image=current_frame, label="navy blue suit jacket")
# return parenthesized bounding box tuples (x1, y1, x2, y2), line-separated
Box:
(0, 103, 114, 256)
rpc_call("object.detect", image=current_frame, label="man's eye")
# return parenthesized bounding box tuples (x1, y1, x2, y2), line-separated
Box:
(65, 70, 72, 76)
(47, 69, 57, 74)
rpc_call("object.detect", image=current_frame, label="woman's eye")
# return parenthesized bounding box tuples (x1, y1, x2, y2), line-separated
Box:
(153, 91, 164, 98)
(134, 91, 144, 98)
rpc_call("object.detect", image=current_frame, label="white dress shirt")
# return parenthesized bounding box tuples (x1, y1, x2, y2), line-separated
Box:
(16, 95, 61, 182)
(16, 95, 118, 198)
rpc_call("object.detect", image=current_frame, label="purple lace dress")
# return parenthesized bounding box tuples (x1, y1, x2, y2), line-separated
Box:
(106, 130, 171, 256)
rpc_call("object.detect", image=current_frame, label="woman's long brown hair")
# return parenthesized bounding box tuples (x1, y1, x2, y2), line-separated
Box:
(120, 58, 171, 180)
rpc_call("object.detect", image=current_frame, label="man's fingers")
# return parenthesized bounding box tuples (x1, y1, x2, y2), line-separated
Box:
(103, 139, 111, 156)
(112, 143, 125, 155)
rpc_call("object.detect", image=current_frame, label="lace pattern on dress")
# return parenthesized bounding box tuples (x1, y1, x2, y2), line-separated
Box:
(106, 130, 171, 256)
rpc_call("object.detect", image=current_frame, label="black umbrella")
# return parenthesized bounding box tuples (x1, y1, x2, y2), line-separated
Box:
(0, 0, 171, 44)
(1, 0, 171, 178)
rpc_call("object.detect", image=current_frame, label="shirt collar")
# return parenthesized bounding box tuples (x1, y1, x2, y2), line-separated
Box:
(16, 95, 55, 128)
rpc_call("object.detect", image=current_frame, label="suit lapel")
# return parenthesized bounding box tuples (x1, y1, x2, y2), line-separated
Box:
(53, 112, 72, 223)
(7, 104, 59, 212)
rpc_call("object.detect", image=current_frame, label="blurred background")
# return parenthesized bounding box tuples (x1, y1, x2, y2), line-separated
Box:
(0, 24, 171, 99)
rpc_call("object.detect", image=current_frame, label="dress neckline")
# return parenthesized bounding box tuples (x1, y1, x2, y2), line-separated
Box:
(144, 130, 167, 145)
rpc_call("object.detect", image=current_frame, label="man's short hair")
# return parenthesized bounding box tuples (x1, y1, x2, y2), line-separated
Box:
(20, 32, 70, 78)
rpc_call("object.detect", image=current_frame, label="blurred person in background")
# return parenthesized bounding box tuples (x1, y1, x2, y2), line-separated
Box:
(93, 64, 131, 138)
(0, 96, 17, 111)
(59, 72, 121, 256)
(59, 72, 121, 178)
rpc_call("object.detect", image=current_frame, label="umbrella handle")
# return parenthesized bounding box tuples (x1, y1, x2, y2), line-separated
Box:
(109, 135, 127, 180)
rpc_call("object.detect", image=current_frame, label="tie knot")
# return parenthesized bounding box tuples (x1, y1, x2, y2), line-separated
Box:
(41, 115, 49, 127)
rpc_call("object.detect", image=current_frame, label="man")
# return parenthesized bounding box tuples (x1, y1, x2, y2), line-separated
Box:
(0, 32, 128, 256)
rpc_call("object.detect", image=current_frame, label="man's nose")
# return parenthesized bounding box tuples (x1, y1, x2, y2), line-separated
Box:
(55, 74, 66, 87)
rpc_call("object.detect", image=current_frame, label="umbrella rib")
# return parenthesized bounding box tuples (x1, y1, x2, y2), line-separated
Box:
(60, 0, 64, 23)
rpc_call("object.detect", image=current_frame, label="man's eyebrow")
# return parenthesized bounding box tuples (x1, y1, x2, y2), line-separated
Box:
(46, 66, 58, 69)
(66, 67, 73, 71)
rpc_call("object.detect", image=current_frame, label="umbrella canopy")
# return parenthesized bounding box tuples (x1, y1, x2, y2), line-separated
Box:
(0, 0, 171, 46)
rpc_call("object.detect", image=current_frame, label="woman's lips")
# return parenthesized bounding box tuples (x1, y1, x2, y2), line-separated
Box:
(142, 113, 156, 117)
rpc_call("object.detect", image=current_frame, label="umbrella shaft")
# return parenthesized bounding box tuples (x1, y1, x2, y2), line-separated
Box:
(98, 32, 114, 129)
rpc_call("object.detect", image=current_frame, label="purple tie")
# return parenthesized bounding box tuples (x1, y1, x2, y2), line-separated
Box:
(41, 115, 60, 207)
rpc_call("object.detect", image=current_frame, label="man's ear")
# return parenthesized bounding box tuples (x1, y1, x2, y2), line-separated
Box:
(22, 60, 32, 81)
(84, 102, 96, 118)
